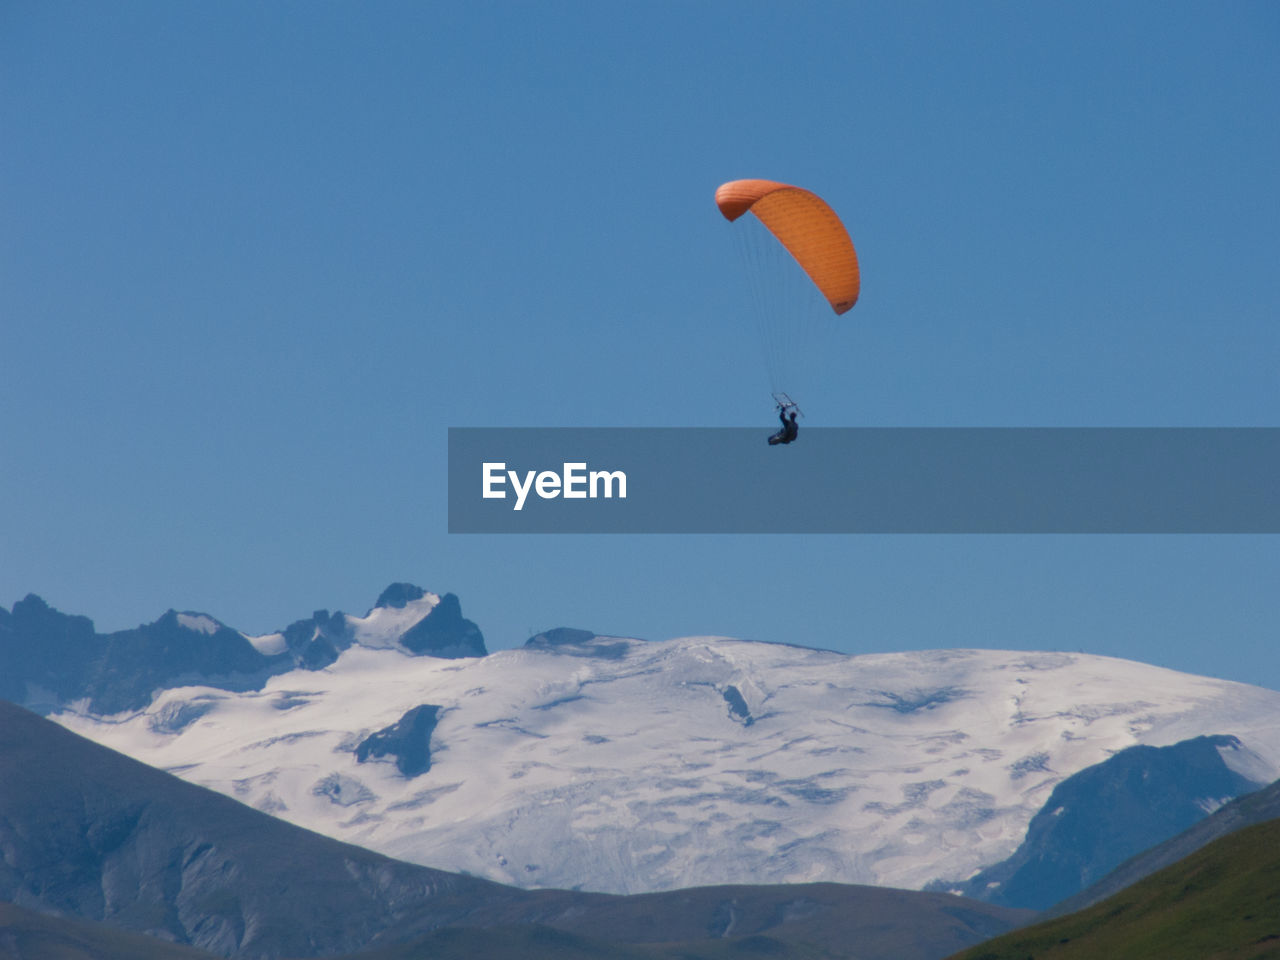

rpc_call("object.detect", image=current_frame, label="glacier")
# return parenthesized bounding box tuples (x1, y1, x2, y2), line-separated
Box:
(52, 629, 1280, 896)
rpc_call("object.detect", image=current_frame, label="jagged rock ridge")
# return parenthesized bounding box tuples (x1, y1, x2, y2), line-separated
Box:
(0, 585, 486, 714)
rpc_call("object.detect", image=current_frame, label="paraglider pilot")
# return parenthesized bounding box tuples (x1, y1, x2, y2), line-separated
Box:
(768, 407, 799, 446)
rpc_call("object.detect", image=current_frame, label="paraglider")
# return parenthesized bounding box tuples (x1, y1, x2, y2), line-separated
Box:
(768, 405, 799, 446)
(715, 179, 859, 444)
(715, 179, 860, 314)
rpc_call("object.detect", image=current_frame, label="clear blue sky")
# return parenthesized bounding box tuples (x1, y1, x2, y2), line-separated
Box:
(4, 3, 1279, 687)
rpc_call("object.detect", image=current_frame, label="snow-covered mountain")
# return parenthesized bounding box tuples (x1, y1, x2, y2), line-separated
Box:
(47, 592, 1280, 897)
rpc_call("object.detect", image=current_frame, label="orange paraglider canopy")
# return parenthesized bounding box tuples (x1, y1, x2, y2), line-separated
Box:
(715, 179, 860, 314)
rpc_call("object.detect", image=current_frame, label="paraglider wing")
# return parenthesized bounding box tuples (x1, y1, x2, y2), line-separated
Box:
(715, 179, 860, 314)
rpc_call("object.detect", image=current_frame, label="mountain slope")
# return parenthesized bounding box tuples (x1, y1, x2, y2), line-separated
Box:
(0, 699, 522, 958)
(52, 632, 1280, 896)
(341, 876, 1027, 960)
(945, 734, 1265, 909)
(1047, 774, 1280, 917)
(370, 883, 1034, 960)
(0, 700, 1032, 960)
(944, 817, 1280, 960)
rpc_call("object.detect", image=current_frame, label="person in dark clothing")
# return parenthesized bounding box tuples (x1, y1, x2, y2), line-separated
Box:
(768, 408, 799, 446)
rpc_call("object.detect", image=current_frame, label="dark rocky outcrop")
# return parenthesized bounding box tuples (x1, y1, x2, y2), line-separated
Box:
(399, 593, 486, 658)
(523, 628, 633, 660)
(355, 704, 442, 777)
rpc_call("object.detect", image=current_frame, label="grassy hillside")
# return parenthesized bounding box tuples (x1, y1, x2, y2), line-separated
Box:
(945, 818, 1280, 960)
